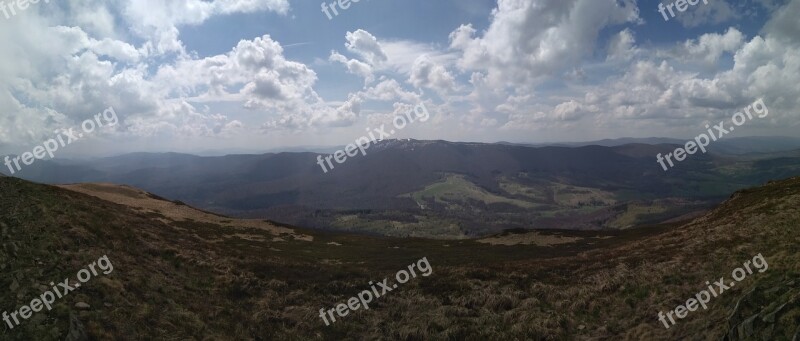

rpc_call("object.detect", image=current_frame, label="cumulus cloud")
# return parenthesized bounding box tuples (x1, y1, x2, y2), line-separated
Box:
(0, 0, 301, 149)
(681, 28, 745, 65)
(409, 55, 457, 95)
(761, 0, 800, 44)
(360, 78, 420, 103)
(344, 30, 388, 66)
(1, 0, 797, 151)
(449, 0, 640, 89)
(124, 0, 290, 55)
(330, 51, 375, 85)
(472, 0, 799, 138)
(607, 28, 638, 61)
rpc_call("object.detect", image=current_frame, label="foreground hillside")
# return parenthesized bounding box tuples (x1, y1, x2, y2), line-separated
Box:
(1, 177, 799, 339)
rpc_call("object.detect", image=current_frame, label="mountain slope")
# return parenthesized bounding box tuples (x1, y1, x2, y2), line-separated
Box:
(1, 176, 798, 339)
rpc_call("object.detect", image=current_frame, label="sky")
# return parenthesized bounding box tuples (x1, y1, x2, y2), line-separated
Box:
(0, 0, 798, 156)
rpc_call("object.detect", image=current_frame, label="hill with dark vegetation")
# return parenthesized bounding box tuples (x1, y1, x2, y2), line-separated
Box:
(1, 176, 798, 339)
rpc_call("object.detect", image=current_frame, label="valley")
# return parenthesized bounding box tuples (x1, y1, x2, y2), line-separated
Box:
(8, 139, 800, 238)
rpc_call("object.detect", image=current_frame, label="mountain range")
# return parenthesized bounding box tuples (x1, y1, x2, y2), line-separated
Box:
(4, 137, 800, 237)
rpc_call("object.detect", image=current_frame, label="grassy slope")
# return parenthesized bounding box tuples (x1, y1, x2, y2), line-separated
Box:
(370, 173, 712, 237)
(0, 176, 798, 340)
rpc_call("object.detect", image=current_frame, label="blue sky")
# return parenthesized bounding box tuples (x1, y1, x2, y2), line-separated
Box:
(0, 0, 798, 156)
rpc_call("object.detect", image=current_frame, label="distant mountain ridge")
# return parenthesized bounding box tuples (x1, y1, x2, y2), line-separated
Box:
(505, 136, 800, 154)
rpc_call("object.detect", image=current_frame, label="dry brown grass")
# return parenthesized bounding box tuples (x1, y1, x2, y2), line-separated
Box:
(59, 183, 312, 241)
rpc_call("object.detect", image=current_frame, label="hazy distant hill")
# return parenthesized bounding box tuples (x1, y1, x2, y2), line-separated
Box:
(519, 136, 800, 154)
(1, 175, 798, 339)
(5, 138, 800, 237)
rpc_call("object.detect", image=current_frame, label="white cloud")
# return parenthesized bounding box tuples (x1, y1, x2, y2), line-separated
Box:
(149, 34, 366, 130)
(1, 0, 798, 151)
(761, 0, 800, 44)
(607, 28, 638, 61)
(380, 40, 457, 75)
(330, 51, 375, 85)
(360, 78, 420, 103)
(124, 0, 290, 55)
(681, 28, 745, 65)
(344, 29, 388, 66)
(553, 100, 599, 121)
(0, 0, 296, 148)
(450, 0, 640, 89)
(409, 55, 457, 95)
